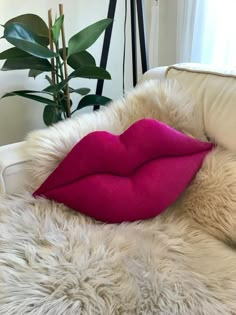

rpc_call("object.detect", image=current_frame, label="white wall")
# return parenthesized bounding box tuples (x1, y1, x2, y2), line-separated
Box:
(0, 0, 134, 145)
(156, 0, 177, 67)
(137, 0, 178, 69)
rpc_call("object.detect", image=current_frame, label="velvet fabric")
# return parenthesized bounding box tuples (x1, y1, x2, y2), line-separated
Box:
(33, 119, 213, 223)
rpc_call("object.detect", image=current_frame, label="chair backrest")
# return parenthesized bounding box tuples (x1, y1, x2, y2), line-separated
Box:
(141, 63, 236, 152)
(166, 63, 236, 152)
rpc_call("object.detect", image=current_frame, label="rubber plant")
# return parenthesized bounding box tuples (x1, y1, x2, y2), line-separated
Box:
(0, 4, 112, 125)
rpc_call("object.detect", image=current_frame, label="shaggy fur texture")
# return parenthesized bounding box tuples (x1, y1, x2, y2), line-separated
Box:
(1, 80, 236, 314)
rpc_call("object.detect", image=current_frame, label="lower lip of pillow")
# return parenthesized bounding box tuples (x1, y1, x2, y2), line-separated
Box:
(36, 150, 209, 223)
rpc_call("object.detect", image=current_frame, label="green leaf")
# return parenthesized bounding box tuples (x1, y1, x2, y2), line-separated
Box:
(0, 47, 31, 59)
(1, 57, 52, 71)
(28, 69, 44, 78)
(4, 22, 57, 59)
(4, 14, 49, 46)
(69, 87, 90, 95)
(2, 90, 58, 106)
(43, 80, 67, 94)
(77, 94, 112, 110)
(51, 15, 64, 44)
(45, 81, 92, 96)
(69, 66, 111, 80)
(49, 67, 110, 95)
(43, 105, 60, 126)
(68, 18, 112, 57)
(59, 49, 96, 68)
(67, 51, 96, 69)
(2, 89, 51, 95)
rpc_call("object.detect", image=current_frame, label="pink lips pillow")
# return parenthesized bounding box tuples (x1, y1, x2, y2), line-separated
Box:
(33, 119, 213, 223)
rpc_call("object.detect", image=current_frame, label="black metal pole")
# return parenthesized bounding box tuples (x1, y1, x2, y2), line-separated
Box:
(130, 0, 137, 86)
(94, 0, 117, 111)
(136, 0, 148, 73)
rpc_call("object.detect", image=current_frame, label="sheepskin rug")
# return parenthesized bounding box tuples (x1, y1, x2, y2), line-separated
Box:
(1, 80, 236, 314)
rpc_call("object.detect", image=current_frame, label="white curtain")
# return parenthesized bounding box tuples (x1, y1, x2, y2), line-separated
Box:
(192, 0, 236, 66)
(176, 0, 198, 62)
(177, 0, 236, 66)
(148, 0, 159, 68)
(148, 0, 236, 66)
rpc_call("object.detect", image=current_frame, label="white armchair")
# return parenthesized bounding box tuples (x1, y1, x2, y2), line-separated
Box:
(1, 62, 236, 195)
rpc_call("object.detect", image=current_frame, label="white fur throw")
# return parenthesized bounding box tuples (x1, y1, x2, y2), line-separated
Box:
(0, 80, 236, 314)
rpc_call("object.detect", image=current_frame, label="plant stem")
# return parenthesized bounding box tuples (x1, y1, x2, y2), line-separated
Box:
(59, 3, 71, 118)
(48, 9, 56, 85)
(55, 43, 64, 82)
(48, 8, 64, 110)
(48, 9, 57, 103)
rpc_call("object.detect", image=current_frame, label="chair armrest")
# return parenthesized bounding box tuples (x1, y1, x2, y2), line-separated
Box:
(0, 142, 30, 195)
(139, 66, 168, 83)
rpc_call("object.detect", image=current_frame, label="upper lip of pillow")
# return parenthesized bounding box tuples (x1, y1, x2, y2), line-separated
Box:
(34, 118, 213, 195)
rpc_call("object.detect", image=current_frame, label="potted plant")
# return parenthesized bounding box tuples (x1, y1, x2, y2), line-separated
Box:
(0, 4, 112, 125)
